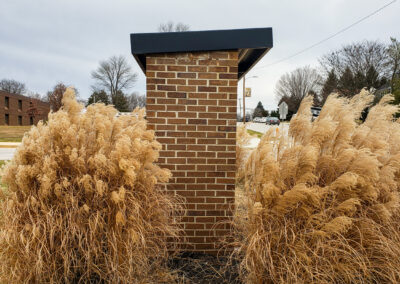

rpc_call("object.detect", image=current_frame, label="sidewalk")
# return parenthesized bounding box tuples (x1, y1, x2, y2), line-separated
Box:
(0, 142, 21, 148)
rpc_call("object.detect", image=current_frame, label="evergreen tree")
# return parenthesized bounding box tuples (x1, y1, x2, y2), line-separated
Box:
(338, 67, 355, 97)
(379, 77, 388, 87)
(270, 109, 279, 118)
(87, 90, 110, 106)
(392, 77, 400, 106)
(321, 69, 338, 104)
(253, 101, 268, 117)
(365, 65, 380, 90)
(113, 91, 130, 112)
(354, 71, 366, 91)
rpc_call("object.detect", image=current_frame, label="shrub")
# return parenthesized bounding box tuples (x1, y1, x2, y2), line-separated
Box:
(0, 88, 180, 283)
(237, 90, 400, 283)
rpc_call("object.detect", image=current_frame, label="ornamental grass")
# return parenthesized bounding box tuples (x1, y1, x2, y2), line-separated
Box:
(0, 88, 180, 283)
(237, 90, 400, 283)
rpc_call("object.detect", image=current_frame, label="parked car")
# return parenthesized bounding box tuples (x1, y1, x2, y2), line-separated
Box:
(266, 117, 280, 125)
(253, 117, 268, 123)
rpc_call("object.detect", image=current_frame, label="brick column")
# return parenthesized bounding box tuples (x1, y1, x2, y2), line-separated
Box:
(146, 51, 237, 254)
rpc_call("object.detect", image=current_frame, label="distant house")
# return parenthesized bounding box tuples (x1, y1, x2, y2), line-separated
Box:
(374, 84, 392, 100)
(375, 72, 400, 99)
(0, 90, 50, 126)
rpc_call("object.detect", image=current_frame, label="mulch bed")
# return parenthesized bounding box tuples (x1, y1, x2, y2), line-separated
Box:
(169, 252, 242, 283)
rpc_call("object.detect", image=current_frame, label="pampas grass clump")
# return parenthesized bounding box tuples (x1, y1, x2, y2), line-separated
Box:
(236, 124, 251, 183)
(0, 88, 180, 283)
(238, 90, 400, 283)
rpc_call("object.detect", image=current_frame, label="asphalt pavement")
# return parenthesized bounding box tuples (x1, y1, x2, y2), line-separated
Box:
(242, 122, 289, 135)
(0, 148, 16, 160)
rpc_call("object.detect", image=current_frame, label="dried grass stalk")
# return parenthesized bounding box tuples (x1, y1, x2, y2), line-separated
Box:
(236, 124, 251, 183)
(0, 88, 180, 283)
(237, 90, 400, 283)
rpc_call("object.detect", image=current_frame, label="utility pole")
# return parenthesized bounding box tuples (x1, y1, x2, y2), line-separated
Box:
(243, 76, 246, 123)
(238, 98, 242, 118)
(242, 75, 257, 124)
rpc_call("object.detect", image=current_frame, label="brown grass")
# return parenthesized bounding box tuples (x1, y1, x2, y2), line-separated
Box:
(0, 88, 181, 283)
(236, 125, 251, 184)
(235, 90, 400, 283)
(0, 125, 31, 142)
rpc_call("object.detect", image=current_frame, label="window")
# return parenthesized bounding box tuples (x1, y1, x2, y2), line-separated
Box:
(5, 96, 9, 108)
(5, 114, 9, 125)
(18, 116, 22, 126)
(18, 100, 22, 110)
(30, 116, 34, 125)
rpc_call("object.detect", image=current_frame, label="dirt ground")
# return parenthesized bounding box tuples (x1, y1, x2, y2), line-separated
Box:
(169, 252, 241, 283)
(167, 182, 248, 283)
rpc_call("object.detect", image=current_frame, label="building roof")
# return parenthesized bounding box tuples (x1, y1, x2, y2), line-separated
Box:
(130, 27, 273, 79)
(0, 90, 49, 107)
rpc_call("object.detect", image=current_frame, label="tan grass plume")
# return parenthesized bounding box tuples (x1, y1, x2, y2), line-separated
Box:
(0, 88, 180, 283)
(237, 90, 400, 283)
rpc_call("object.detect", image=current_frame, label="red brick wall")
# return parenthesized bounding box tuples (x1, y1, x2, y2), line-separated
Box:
(0, 91, 50, 126)
(146, 51, 238, 254)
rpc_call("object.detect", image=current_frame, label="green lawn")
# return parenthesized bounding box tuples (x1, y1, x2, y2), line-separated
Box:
(0, 126, 31, 142)
(247, 129, 263, 138)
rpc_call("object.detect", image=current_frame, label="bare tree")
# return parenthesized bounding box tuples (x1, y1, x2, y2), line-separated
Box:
(0, 79, 26, 94)
(47, 83, 78, 112)
(91, 55, 138, 107)
(158, 21, 190, 32)
(319, 40, 388, 79)
(127, 92, 146, 110)
(275, 66, 323, 113)
(26, 91, 47, 102)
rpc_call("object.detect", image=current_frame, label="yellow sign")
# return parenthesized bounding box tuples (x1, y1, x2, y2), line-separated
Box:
(245, 87, 251, 97)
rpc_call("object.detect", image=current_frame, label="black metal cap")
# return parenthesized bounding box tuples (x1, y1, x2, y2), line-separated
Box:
(130, 27, 273, 79)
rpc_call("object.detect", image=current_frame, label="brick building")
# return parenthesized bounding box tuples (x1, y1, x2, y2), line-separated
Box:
(0, 90, 50, 126)
(131, 28, 273, 254)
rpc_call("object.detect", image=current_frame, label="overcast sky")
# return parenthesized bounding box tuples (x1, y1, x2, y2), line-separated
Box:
(0, 0, 399, 111)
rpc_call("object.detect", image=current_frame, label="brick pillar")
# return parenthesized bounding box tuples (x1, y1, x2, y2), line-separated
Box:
(146, 51, 237, 254)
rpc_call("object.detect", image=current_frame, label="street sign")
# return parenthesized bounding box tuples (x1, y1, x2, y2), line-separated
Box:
(279, 101, 288, 120)
(245, 87, 251, 97)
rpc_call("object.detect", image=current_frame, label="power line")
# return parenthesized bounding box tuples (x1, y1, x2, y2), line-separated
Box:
(254, 0, 397, 71)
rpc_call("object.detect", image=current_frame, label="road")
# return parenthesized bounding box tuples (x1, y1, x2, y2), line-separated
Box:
(237, 122, 289, 135)
(0, 148, 16, 160)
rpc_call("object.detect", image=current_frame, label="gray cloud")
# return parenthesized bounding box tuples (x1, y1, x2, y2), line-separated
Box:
(0, 0, 399, 110)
